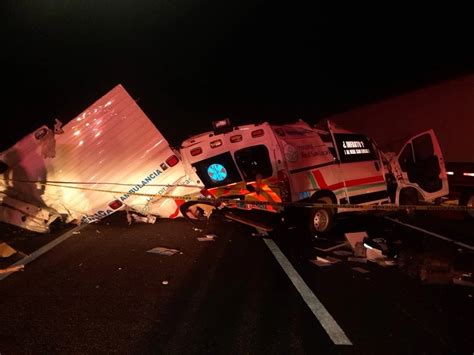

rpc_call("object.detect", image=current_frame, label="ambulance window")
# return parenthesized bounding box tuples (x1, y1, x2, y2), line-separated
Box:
(191, 152, 242, 188)
(334, 134, 377, 163)
(399, 143, 414, 172)
(234, 145, 273, 181)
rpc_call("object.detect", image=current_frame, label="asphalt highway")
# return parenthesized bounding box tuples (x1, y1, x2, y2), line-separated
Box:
(0, 211, 472, 354)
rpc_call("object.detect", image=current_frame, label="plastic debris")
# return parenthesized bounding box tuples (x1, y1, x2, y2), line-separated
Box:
(72, 231, 81, 235)
(162, 280, 169, 285)
(147, 247, 179, 256)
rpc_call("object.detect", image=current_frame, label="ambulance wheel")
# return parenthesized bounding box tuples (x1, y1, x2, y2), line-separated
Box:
(308, 198, 334, 234)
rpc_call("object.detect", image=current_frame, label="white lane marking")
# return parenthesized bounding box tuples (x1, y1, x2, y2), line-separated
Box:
(0, 224, 88, 281)
(263, 238, 352, 345)
(385, 217, 474, 251)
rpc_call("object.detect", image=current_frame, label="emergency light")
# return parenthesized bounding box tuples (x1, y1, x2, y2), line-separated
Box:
(212, 118, 233, 134)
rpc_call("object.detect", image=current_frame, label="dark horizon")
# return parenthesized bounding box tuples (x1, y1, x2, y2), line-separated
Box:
(2, 2, 473, 150)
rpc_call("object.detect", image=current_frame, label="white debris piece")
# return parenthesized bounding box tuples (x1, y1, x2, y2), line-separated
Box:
(345, 232, 368, 251)
(147, 247, 179, 256)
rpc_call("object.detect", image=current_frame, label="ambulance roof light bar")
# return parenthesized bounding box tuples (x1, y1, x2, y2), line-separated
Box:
(212, 118, 233, 135)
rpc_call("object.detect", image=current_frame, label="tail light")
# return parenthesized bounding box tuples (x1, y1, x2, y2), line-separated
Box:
(277, 169, 291, 202)
(166, 155, 179, 167)
(108, 199, 123, 210)
(190, 147, 202, 156)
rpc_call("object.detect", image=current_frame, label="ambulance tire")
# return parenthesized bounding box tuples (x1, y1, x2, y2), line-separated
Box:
(308, 197, 334, 234)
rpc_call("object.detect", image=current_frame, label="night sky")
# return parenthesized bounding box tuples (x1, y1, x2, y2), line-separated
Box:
(2, 2, 473, 150)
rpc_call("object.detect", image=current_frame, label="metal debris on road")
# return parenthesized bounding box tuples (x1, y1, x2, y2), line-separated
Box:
(147, 247, 179, 256)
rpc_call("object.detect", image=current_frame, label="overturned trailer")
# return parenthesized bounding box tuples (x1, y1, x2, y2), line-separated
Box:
(0, 85, 201, 232)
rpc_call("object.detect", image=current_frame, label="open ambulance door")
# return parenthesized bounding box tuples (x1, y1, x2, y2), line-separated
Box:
(396, 130, 449, 203)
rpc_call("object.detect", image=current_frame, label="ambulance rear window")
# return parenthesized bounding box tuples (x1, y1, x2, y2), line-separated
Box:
(234, 145, 273, 181)
(192, 152, 242, 188)
(334, 134, 377, 163)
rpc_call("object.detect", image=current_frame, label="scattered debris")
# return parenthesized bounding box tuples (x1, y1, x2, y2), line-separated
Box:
(352, 267, 370, 274)
(310, 256, 341, 267)
(127, 210, 157, 224)
(197, 234, 216, 242)
(0, 242, 17, 258)
(310, 258, 332, 267)
(354, 242, 367, 258)
(147, 247, 179, 256)
(0, 264, 24, 274)
(314, 241, 348, 252)
(345, 232, 368, 251)
(192, 227, 203, 232)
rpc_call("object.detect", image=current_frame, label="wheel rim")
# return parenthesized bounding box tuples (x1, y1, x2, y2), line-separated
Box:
(313, 209, 329, 232)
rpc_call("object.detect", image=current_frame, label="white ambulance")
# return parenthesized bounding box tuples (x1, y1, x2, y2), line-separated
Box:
(179, 119, 448, 233)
